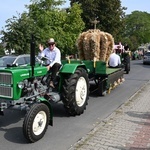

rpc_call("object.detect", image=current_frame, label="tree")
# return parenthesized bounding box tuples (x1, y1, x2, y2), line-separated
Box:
(0, 43, 4, 55)
(123, 11, 150, 51)
(28, 0, 84, 56)
(0, 0, 84, 56)
(1, 12, 34, 54)
(58, 3, 85, 55)
(70, 0, 126, 41)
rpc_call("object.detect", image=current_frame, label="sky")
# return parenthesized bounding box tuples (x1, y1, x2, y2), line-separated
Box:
(0, 0, 150, 31)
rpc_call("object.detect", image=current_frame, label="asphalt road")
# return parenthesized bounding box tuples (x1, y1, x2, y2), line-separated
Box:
(0, 59, 150, 150)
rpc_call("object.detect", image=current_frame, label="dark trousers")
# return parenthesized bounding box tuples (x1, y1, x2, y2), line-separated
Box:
(50, 63, 61, 83)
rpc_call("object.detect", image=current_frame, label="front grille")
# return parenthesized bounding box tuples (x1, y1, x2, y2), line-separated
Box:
(0, 72, 13, 98)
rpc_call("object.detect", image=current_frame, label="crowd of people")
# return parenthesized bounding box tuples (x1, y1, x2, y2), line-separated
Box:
(132, 50, 143, 60)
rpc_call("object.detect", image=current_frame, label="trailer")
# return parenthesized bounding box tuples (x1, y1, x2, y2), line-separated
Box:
(61, 59, 124, 96)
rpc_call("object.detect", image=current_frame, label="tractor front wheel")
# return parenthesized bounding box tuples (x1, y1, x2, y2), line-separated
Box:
(62, 68, 89, 116)
(23, 103, 50, 143)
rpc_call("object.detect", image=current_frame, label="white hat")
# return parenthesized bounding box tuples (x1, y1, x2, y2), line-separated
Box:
(48, 38, 55, 44)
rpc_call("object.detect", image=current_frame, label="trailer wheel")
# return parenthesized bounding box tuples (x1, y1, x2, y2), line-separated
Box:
(62, 67, 89, 116)
(23, 103, 50, 143)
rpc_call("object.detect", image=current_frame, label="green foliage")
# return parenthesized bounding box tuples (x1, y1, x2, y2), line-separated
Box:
(70, 0, 126, 40)
(1, 13, 35, 54)
(58, 3, 85, 55)
(1, 0, 150, 56)
(0, 43, 5, 55)
(122, 11, 150, 51)
(0, 0, 84, 56)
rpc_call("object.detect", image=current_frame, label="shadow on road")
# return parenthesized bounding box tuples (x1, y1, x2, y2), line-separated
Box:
(0, 109, 25, 127)
(125, 111, 150, 126)
(0, 127, 28, 144)
(0, 110, 28, 144)
(126, 111, 150, 120)
(50, 102, 70, 117)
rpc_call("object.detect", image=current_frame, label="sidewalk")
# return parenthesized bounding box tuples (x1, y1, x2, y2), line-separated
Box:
(69, 81, 150, 150)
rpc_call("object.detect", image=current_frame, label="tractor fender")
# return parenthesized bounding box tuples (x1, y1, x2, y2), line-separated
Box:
(59, 63, 88, 74)
(36, 97, 53, 126)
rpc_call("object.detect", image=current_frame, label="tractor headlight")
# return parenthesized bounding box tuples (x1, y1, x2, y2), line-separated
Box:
(18, 82, 24, 89)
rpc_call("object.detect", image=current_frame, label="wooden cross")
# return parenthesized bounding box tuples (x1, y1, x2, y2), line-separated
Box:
(91, 18, 100, 29)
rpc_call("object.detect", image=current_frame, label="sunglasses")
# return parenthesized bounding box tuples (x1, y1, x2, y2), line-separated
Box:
(48, 43, 54, 46)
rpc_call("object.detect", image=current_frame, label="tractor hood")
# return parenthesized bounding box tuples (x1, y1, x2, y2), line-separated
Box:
(0, 65, 47, 100)
(0, 64, 47, 79)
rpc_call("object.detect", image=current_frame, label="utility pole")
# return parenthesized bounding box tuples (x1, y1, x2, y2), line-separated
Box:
(90, 18, 100, 29)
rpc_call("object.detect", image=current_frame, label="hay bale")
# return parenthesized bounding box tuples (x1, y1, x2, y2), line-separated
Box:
(76, 29, 114, 63)
(76, 32, 87, 60)
(78, 29, 101, 61)
(89, 30, 101, 61)
(99, 31, 108, 61)
(105, 32, 114, 66)
(82, 32, 93, 60)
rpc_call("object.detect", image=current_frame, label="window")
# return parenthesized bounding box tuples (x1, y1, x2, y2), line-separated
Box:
(16, 57, 26, 65)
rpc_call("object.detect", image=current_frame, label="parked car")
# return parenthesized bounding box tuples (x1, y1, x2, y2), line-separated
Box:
(0, 54, 30, 68)
(143, 51, 150, 64)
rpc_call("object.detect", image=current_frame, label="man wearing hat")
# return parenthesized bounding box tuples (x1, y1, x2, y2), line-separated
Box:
(39, 38, 61, 88)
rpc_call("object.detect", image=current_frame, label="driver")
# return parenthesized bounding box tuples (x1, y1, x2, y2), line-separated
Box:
(39, 38, 61, 88)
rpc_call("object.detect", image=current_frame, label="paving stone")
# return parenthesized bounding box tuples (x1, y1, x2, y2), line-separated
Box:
(68, 81, 150, 150)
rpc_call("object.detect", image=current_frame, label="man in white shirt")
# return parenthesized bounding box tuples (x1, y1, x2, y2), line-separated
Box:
(39, 38, 61, 88)
(109, 49, 121, 68)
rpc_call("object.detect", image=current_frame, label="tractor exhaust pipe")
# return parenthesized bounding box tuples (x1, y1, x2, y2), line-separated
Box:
(30, 35, 35, 77)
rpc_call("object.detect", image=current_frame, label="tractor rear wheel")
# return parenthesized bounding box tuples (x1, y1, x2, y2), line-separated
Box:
(23, 103, 50, 143)
(62, 68, 89, 116)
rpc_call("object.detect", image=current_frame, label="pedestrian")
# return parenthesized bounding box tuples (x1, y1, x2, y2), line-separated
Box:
(39, 38, 61, 88)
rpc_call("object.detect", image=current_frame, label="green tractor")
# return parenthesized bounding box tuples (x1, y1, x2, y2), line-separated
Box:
(0, 39, 124, 143)
(0, 42, 90, 143)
